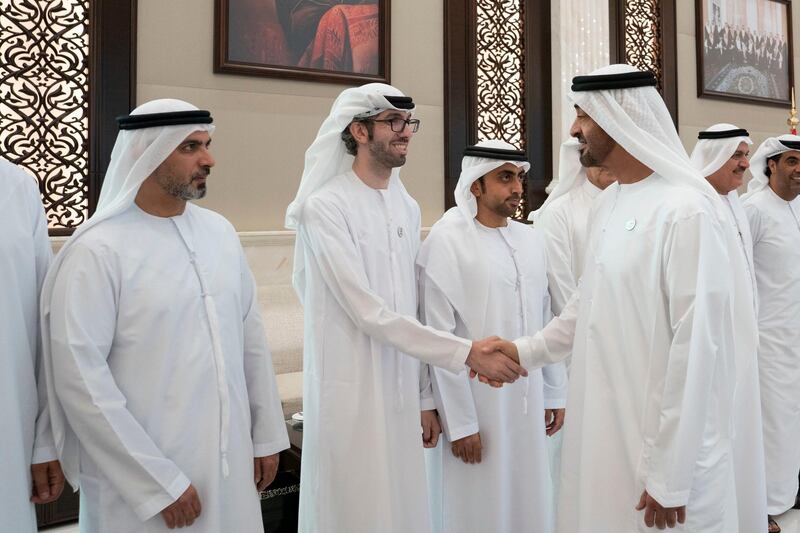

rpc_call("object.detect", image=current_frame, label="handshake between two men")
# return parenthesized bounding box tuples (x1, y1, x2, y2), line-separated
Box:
(464, 336, 523, 386)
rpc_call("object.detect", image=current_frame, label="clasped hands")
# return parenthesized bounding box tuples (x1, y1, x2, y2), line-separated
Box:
(465, 336, 524, 388)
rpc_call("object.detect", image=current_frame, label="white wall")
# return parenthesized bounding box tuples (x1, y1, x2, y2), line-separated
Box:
(136, 0, 445, 231)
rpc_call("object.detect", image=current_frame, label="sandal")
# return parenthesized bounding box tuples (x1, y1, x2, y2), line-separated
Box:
(768, 516, 781, 533)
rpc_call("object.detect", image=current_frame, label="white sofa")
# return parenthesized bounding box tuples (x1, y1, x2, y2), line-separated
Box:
(242, 232, 303, 418)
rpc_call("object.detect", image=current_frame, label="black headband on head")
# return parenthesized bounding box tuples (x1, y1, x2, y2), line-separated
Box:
(571, 70, 657, 92)
(116, 110, 213, 130)
(463, 145, 528, 162)
(779, 139, 800, 150)
(697, 128, 750, 140)
(383, 95, 415, 110)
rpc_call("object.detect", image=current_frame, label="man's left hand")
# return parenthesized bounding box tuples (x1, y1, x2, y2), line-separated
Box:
(254, 454, 280, 492)
(635, 490, 686, 529)
(30, 460, 65, 504)
(544, 408, 566, 436)
(421, 410, 442, 448)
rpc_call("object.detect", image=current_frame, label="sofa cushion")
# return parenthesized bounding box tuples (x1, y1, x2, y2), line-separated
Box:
(275, 371, 303, 418)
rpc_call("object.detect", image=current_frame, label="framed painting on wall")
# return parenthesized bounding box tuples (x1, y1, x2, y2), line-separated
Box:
(214, 0, 390, 84)
(696, 0, 793, 106)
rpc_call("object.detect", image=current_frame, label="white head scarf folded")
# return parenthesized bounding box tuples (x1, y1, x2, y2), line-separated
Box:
(689, 123, 752, 180)
(284, 83, 415, 230)
(528, 137, 584, 223)
(417, 140, 529, 339)
(569, 64, 722, 207)
(742, 133, 800, 200)
(40, 98, 215, 487)
(288, 83, 416, 299)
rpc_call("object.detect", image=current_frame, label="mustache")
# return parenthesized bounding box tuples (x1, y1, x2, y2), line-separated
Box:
(192, 167, 211, 180)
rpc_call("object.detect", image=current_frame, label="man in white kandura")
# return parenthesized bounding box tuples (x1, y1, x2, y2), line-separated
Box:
(529, 137, 615, 503)
(742, 134, 800, 533)
(417, 140, 567, 533)
(690, 123, 769, 533)
(286, 84, 526, 533)
(1, 159, 65, 532)
(41, 99, 289, 532)
(531, 137, 616, 319)
(487, 65, 747, 532)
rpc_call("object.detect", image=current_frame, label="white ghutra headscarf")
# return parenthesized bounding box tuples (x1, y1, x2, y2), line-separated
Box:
(529, 137, 584, 223)
(741, 133, 800, 200)
(287, 83, 416, 300)
(416, 139, 529, 340)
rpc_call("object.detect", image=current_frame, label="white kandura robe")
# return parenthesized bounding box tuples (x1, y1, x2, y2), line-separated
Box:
(295, 171, 471, 533)
(535, 178, 601, 507)
(0, 159, 56, 533)
(743, 186, 800, 515)
(515, 175, 739, 533)
(420, 221, 566, 533)
(718, 193, 768, 532)
(536, 178, 601, 315)
(48, 203, 289, 533)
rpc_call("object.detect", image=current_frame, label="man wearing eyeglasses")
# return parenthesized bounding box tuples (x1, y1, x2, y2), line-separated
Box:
(286, 84, 525, 533)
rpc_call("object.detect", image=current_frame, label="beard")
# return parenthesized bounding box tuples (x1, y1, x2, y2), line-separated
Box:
(579, 149, 601, 167)
(576, 132, 614, 168)
(368, 137, 407, 168)
(158, 170, 209, 200)
(492, 195, 521, 218)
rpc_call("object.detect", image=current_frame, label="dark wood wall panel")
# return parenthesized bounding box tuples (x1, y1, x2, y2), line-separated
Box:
(444, 0, 552, 215)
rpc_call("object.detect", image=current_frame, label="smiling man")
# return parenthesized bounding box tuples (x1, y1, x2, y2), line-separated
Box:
(286, 84, 525, 533)
(417, 141, 567, 533)
(42, 99, 289, 532)
(742, 134, 800, 533)
(483, 65, 747, 532)
(691, 124, 768, 533)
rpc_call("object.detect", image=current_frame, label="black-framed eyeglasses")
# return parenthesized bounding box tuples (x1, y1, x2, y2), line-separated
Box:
(367, 117, 421, 133)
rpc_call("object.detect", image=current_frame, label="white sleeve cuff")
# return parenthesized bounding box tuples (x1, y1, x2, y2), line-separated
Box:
(420, 397, 436, 411)
(445, 422, 480, 443)
(253, 435, 291, 458)
(31, 446, 58, 465)
(514, 337, 534, 369)
(447, 340, 472, 374)
(133, 471, 191, 522)
(543, 398, 567, 409)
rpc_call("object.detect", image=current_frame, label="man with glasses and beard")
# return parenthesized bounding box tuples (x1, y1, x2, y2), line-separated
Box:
(286, 84, 526, 533)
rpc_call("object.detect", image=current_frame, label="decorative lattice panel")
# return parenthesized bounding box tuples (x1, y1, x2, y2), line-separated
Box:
(623, 0, 663, 93)
(0, 0, 90, 231)
(475, 0, 527, 218)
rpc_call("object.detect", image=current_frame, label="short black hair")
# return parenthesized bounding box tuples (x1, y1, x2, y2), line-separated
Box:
(765, 153, 783, 178)
(341, 120, 374, 156)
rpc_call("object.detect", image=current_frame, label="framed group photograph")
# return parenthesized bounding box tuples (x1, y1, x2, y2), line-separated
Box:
(696, 0, 793, 106)
(214, 0, 390, 84)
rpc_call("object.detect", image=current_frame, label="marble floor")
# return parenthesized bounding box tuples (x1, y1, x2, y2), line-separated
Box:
(42, 509, 800, 533)
(774, 509, 800, 532)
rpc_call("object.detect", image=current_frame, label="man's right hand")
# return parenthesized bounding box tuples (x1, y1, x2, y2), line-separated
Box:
(465, 336, 527, 386)
(161, 485, 201, 529)
(451, 432, 482, 464)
